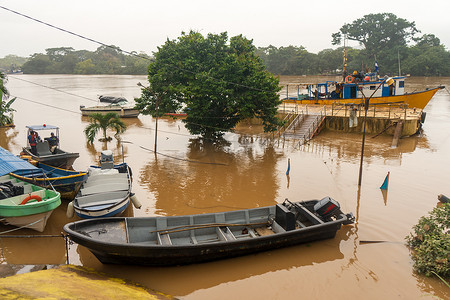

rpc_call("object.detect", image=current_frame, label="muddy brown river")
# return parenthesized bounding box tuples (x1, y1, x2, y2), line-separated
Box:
(1, 75, 449, 299)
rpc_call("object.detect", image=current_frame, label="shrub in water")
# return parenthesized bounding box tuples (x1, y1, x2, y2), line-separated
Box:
(406, 203, 449, 278)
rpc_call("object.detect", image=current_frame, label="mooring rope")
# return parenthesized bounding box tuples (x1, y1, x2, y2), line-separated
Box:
(0, 217, 45, 235)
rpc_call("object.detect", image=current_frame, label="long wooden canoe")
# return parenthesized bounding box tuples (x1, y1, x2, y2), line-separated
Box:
(64, 197, 354, 266)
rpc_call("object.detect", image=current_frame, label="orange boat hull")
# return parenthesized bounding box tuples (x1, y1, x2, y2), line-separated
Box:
(282, 86, 443, 109)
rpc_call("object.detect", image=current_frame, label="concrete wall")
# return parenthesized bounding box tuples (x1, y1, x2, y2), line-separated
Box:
(325, 116, 421, 136)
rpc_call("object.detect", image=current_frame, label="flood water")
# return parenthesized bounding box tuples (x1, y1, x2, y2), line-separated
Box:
(1, 75, 449, 299)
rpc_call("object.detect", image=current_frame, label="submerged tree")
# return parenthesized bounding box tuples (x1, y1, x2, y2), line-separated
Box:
(0, 72, 16, 126)
(135, 31, 282, 139)
(84, 112, 126, 144)
(406, 203, 449, 278)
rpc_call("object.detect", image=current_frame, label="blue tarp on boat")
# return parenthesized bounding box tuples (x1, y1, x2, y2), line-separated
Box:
(0, 147, 38, 176)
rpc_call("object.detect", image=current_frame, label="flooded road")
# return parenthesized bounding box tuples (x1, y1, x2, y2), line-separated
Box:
(1, 75, 449, 299)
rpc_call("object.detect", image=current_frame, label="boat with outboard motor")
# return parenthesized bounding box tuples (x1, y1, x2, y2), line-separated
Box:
(10, 162, 88, 200)
(64, 197, 354, 266)
(21, 125, 79, 169)
(67, 150, 140, 219)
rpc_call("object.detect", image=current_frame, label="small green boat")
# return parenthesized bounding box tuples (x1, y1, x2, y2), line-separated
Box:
(0, 174, 61, 232)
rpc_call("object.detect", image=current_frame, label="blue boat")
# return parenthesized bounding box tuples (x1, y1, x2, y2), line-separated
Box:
(68, 150, 139, 219)
(10, 162, 88, 200)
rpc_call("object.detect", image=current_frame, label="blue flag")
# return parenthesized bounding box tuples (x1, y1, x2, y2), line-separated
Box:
(286, 158, 290, 175)
(375, 61, 379, 73)
(380, 172, 390, 190)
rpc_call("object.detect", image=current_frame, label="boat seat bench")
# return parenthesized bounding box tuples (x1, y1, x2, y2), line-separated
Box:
(216, 227, 237, 241)
(76, 198, 125, 208)
(296, 203, 324, 225)
(157, 232, 172, 245)
(87, 173, 128, 182)
(80, 182, 129, 195)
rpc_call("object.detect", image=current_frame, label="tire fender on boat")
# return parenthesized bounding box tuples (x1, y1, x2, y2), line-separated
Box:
(130, 193, 142, 209)
(20, 195, 42, 205)
(66, 201, 75, 218)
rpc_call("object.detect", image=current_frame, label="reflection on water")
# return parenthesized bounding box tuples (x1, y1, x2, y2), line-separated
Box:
(298, 131, 429, 165)
(1, 75, 449, 299)
(0, 127, 19, 152)
(140, 138, 282, 216)
(413, 271, 450, 300)
(0, 236, 66, 265)
(77, 225, 352, 296)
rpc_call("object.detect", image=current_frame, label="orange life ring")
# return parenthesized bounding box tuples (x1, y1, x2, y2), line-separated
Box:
(345, 75, 354, 84)
(20, 195, 42, 205)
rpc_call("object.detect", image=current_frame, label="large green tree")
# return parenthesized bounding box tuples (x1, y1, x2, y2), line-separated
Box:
(332, 13, 419, 58)
(135, 31, 282, 138)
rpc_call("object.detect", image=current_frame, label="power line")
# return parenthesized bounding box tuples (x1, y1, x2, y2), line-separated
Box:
(0, 5, 275, 94)
(11, 94, 81, 115)
(9, 74, 244, 133)
(0, 5, 149, 60)
(9, 75, 98, 103)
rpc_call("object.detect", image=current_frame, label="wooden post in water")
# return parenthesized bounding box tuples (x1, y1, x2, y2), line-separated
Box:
(391, 121, 403, 148)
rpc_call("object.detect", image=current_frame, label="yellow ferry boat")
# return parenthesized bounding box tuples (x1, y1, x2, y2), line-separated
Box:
(282, 75, 444, 109)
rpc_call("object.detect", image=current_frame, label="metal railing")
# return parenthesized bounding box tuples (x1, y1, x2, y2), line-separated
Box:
(295, 106, 326, 148)
(284, 111, 305, 135)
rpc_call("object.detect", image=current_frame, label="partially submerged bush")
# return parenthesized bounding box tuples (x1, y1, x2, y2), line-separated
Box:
(406, 203, 449, 277)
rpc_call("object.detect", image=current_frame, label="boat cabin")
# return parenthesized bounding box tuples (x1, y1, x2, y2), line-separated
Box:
(341, 76, 405, 99)
(26, 124, 61, 154)
(288, 76, 406, 101)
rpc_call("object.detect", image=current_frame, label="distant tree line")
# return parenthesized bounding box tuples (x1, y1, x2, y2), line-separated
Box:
(2, 13, 449, 77)
(258, 14, 450, 77)
(257, 36, 450, 77)
(18, 46, 151, 75)
(0, 55, 27, 73)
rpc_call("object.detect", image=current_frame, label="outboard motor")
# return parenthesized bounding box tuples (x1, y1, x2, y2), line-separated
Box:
(100, 150, 114, 169)
(314, 196, 342, 219)
(314, 196, 355, 224)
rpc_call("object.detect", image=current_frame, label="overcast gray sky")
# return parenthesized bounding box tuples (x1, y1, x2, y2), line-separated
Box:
(1, 0, 449, 58)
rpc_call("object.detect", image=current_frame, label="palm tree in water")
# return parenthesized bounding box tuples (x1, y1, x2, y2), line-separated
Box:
(0, 72, 16, 126)
(84, 112, 126, 145)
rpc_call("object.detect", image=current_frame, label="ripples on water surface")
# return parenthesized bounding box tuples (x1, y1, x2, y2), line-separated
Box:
(1, 75, 449, 299)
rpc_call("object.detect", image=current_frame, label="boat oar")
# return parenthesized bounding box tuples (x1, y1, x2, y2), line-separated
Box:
(151, 221, 270, 235)
(359, 240, 404, 244)
(438, 194, 449, 203)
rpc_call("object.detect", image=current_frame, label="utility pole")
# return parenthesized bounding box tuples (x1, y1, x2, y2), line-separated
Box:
(154, 96, 159, 154)
(137, 82, 161, 154)
(358, 77, 394, 186)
